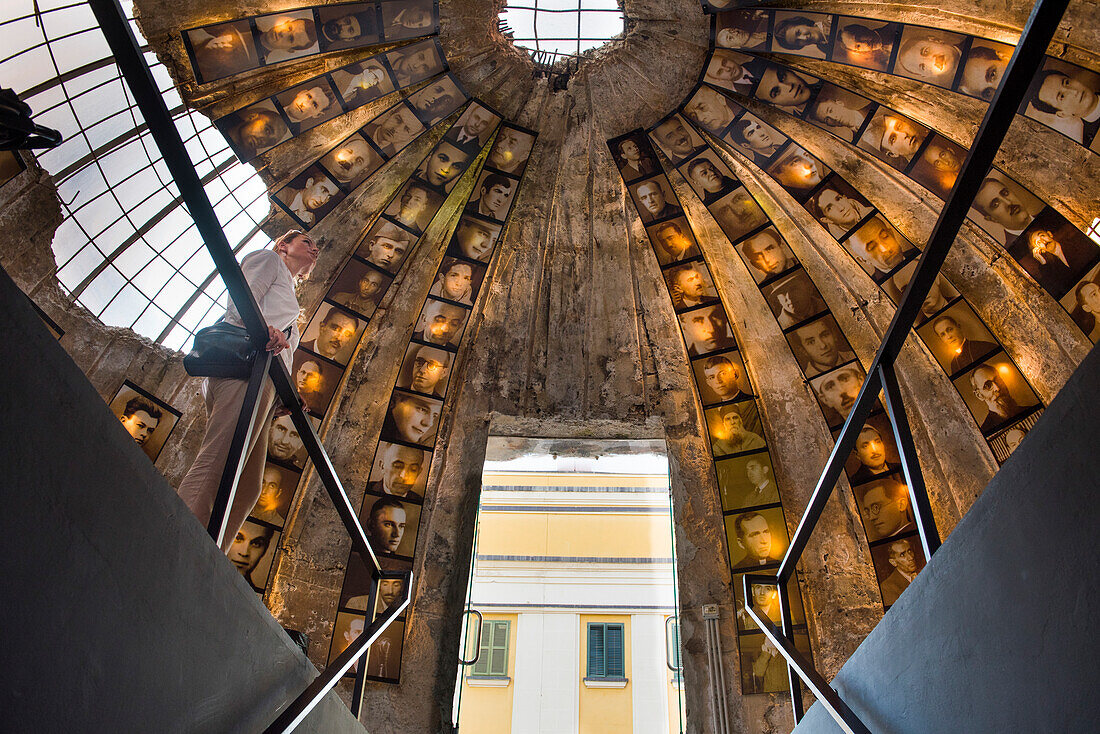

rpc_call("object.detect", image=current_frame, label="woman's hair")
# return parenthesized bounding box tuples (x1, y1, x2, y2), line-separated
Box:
(273, 229, 315, 280)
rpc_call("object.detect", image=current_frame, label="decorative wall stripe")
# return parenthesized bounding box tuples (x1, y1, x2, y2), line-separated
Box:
(609, 129, 813, 696)
(181, 0, 439, 84)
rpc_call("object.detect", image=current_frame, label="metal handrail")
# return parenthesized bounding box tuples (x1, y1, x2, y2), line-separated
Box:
(746, 0, 1071, 729)
(86, 0, 401, 730)
(458, 609, 485, 666)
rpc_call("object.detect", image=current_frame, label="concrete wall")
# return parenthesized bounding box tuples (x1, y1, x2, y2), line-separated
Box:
(0, 266, 362, 734)
(792, 342, 1100, 733)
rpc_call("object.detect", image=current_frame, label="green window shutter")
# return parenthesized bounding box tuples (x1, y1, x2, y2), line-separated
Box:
(472, 619, 492, 675)
(606, 624, 624, 678)
(587, 624, 606, 677)
(489, 621, 510, 676)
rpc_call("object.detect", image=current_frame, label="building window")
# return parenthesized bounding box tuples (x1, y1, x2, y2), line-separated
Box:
(667, 618, 682, 685)
(472, 620, 510, 677)
(586, 622, 625, 679)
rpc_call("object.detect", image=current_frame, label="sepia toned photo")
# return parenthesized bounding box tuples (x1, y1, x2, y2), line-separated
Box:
(692, 349, 753, 405)
(870, 532, 926, 607)
(630, 176, 682, 223)
(786, 313, 856, 377)
(843, 214, 916, 281)
(987, 409, 1043, 464)
(360, 492, 422, 559)
(363, 616, 405, 681)
(217, 99, 292, 162)
(737, 628, 811, 694)
(679, 304, 737, 357)
(183, 20, 259, 84)
(292, 348, 343, 416)
(805, 84, 874, 142)
(429, 257, 487, 305)
(396, 341, 453, 399)
(956, 39, 1012, 101)
(650, 114, 704, 164)
(967, 169, 1044, 246)
(448, 103, 501, 150)
(917, 299, 999, 375)
(648, 217, 701, 265)
(364, 102, 426, 157)
(754, 65, 818, 115)
(266, 413, 317, 469)
(406, 73, 465, 126)
(725, 506, 789, 569)
(255, 10, 320, 65)
(704, 49, 762, 94)
(486, 126, 536, 175)
(885, 260, 960, 320)
(761, 269, 828, 328)
(316, 2, 379, 51)
(831, 17, 898, 72)
(891, 25, 966, 88)
(380, 388, 444, 449)
(713, 187, 768, 242)
(611, 133, 658, 181)
(1019, 57, 1100, 147)
(447, 215, 502, 262)
(380, 0, 436, 40)
(340, 551, 379, 612)
(368, 441, 431, 502)
(855, 474, 916, 542)
(417, 140, 472, 194)
(465, 170, 518, 222)
(952, 354, 1041, 436)
(739, 226, 796, 284)
(274, 75, 346, 134)
(810, 361, 867, 428)
(705, 400, 765, 457)
(909, 133, 966, 199)
(229, 519, 280, 592)
(724, 112, 788, 165)
(684, 85, 740, 135)
(767, 144, 828, 198)
(329, 258, 391, 318)
(413, 297, 469, 348)
(1009, 208, 1100, 297)
(329, 610, 367, 671)
(717, 450, 779, 511)
(357, 218, 415, 273)
(386, 39, 444, 87)
(770, 11, 833, 59)
(273, 164, 345, 229)
(331, 57, 395, 108)
(385, 179, 444, 234)
(108, 381, 181, 462)
(681, 151, 739, 205)
(250, 461, 300, 526)
(301, 301, 365, 366)
(714, 9, 770, 52)
(856, 107, 930, 170)
(805, 175, 873, 239)
(1061, 262, 1100, 342)
(733, 574, 805, 633)
(665, 260, 720, 311)
(319, 132, 384, 189)
(843, 414, 901, 485)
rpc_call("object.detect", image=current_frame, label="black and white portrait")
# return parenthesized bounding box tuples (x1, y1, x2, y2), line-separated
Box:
(108, 381, 181, 462)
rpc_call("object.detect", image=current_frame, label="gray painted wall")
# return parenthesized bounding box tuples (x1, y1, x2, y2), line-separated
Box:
(0, 267, 363, 734)
(793, 343, 1100, 733)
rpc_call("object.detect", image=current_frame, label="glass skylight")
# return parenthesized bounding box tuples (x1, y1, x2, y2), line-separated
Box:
(500, 0, 624, 64)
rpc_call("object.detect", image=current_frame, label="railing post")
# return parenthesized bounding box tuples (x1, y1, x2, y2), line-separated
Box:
(776, 579, 804, 722)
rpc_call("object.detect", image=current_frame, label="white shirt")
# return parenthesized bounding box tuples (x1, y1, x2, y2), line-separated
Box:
(224, 249, 301, 371)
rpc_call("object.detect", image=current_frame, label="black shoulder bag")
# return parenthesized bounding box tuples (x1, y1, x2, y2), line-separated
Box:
(183, 321, 259, 379)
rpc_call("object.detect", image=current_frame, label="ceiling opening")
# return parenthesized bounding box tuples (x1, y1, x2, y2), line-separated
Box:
(500, 0, 625, 66)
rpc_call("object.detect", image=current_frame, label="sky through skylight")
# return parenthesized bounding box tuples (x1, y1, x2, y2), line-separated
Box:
(500, 0, 624, 62)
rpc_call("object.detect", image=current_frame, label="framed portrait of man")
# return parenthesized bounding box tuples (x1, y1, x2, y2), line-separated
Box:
(108, 381, 181, 462)
(805, 175, 873, 240)
(486, 125, 536, 175)
(723, 112, 788, 166)
(363, 617, 405, 682)
(952, 353, 1041, 436)
(810, 361, 867, 428)
(1019, 57, 1100, 147)
(804, 84, 874, 142)
(956, 39, 1013, 101)
(891, 25, 966, 89)
(380, 389, 445, 448)
(760, 269, 828, 329)
(331, 58, 396, 108)
(856, 107, 930, 170)
(725, 506, 790, 570)
(704, 400, 766, 458)
(274, 75, 346, 134)
(870, 532, 926, 607)
(916, 299, 999, 376)
(664, 260, 720, 312)
(692, 348, 753, 406)
(679, 304, 738, 357)
(406, 73, 466, 126)
(684, 85, 741, 135)
(182, 19, 260, 84)
(1008, 208, 1100, 298)
(367, 440, 432, 503)
(909, 134, 966, 199)
(229, 519, 280, 592)
(737, 226, 797, 285)
(216, 99, 292, 162)
(841, 414, 901, 486)
(380, 0, 437, 41)
(704, 49, 763, 94)
(291, 348, 344, 417)
(854, 474, 916, 542)
(737, 628, 811, 694)
(273, 165, 346, 230)
(465, 169, 519, 223)
(650, 114, 704, 164)
(447, 215, 502, 263)
(429, 256, 487, 306)
(713, 187, 769, 243)
(365, 101, 427, 158)
(357, 218, 415, 273)
(766, 144, 829, 199)
(327, 257, 392, 319)
(395, 341, 453, 399)
(967, 169, 1044, 247)
(754, 65, 818, 116)
(648, 217, 701, 265)
(716, 449, 778, 511)
(610, 132, 658, 182)
(414, 297, 470, 349)
(418, 140, 473, 194)
(301, 301, 366, 366)
(630, 175, 682, 223)
(842, 214, 916, 282)
(733, 573, 805, 633)
(250, 461, 300, 527)
(387, 38, 445, 87)
(265, 412, 318, 470)
(329, 610, 368, 672)
(447, 102, 502, 151)
(680, 150, 739, 205)
(831, 16, 899, 72)
(383, 179, 444, 234)
(785, 313, 857, 378)
(359, 492, 422, 559)
(340, 551, 377, 613)
(769, 10, 833, 60)
(254, 10, 320, 65)
(316, 2, 380, 52)
(884, 260, 960, 320)
(714, 8, 770, 52)
(319, 132, 385, 190)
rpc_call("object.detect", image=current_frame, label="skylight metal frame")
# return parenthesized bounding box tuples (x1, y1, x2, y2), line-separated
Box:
(501, 0, 624, 63)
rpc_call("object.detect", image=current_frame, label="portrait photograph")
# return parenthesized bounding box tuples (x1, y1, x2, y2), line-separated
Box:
(274, 75, 346, 134)
(909, 133, 966, 199)
(385, 179, 444, 234)
(292, 348, 344, 417)
(448, 103, 501, 150)
(447, 215, 502, 262)
(678, 303, 737, 357)
(273, 165, 346, 229)
(842, 414, 901, 485)
(766, 144, 829, 199)
(330, 58, 396, 108)
(329, 610, 367, 671)
(805, 83, 874, 142)
(870, 532, 926, 607)
(611, 132, 659, 182)
(738, 226, 797, 285)
(737, 628, 811, 695)
(108, 380, 181, 462)
(885, 261, 960, 319)
(387, 39, 445, 87)
(733, 573, 805, 633)
(952, 353, 1041, 436)
(769, 10, 833, 60)
(967, 168, 1045, 246)
(371, 573, 410, 618)
(380, 388, 444, 449)
(987, 408, 1043, 464)
(254, 10, 320, 65)
(486, 125, 536, 175)
(363, 617, 405, 682)
(854, 474, 916, 542)
(319, 132, 385, 190)
(714, 9, 770, 52)
(650, 114, 704, 164)
(360, 491, 422, 559)
(724, 112, 788, 165)
(316, 2, 380, 52)
(680, 150, 739, 205)
(805, 175, 873, 239)
(754, 65, 819, 115)
(843, 214, 917, 282)
(0, 150, 25, 188)
(916, 299, 999, 375)
(713, 187, 768, 242)
(396, 341, 453, 399)
(230, 519, 280, 592)
(810, 361, 867, 428)
(406, 73, 466, 126)
(429, 256, 487, 306)
(1060, 262, 1100, 343)
(648, 217, 701, 265)
(692, 348, 753, 406)
(1019, 57, 1100, 147)
(704, 49, 764, 94)
(630, 175, 682, 223)
(381, 0, 436, 41)
(1009, 208, 1100, 298)
(339, 551, 378, 612)
(357, 217, 415, 273)
(856, 107, 930, 170)
(466, 169, 519, 222)
(250, 461, 300, 527)
(417, 140, 473, 194)
(705, 400, 766, 458)
(216, 99, 292, 162)
(183, 19, 259, 84)
(684, 85, 741, 135)
(956, 39, 1013, 101)
(367, 441, 432, 503)
(301, 301, 366, 366)
(761, 268, 828, 328)
(266, 413, 318, 470)
(785, 313, 857, 378)
(891, 25, 966, 89)
(665, 260, 720, 311)
(725, 506, 790, 570)
(831, 17, 898, 72)
(414, 297, 470, 349)
(365, 102, 426, 158)
(716, 449, 779, 512)
(328, 257, 391, 319)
